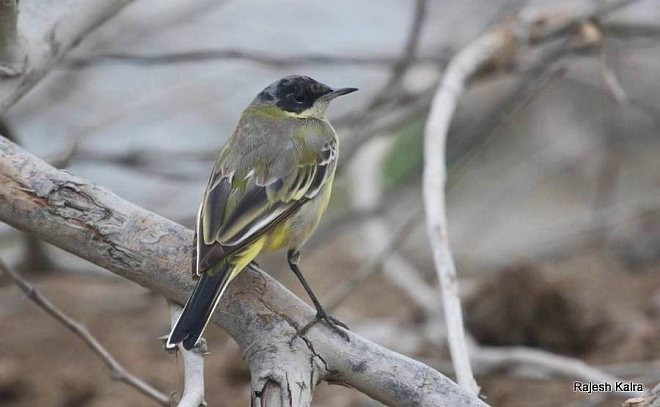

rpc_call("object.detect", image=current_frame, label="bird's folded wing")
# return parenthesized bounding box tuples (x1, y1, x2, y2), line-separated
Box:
(194, 142, 336, 274)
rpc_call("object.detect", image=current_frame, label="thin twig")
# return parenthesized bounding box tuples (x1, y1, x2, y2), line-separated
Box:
(49, 139, 80, 169)
(335, 0, 435, 155)
(376, 0, 428, 100)
(428, 342, 646, 399)
(601, 22, 660, 39)
(472, 345, 644, 398)
(344, 136, 442, 318)
(325, 209, 423, 312)
(393, 0, 427, 79)
(51, 146, 216, 180)
(565, 76, 660, 125)
(521, 0, 641, 44)
(475, 193, 660, 270)
(590, 44, 627, 246)
(0, 258, 171, 406)
(168, 302, 207, 407)
(337, 88, 434, 171)
(448, 47, 570, 188)
(308, 206, 385, 252)
(334, 0, 430, 160)
(601, 50, 629, 104)
(64, 49, 445, 69)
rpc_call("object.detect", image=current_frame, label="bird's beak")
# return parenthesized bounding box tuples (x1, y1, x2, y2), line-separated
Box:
(319, 87, 358, 102)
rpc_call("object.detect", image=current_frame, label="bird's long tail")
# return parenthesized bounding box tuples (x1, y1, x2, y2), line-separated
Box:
(167, 262, 235, 350)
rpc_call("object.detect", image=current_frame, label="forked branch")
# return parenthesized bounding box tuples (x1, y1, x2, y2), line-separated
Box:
(0, 137, 486, 406)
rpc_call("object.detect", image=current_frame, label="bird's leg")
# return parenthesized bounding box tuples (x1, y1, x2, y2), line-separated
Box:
(287, 250, 349, 340)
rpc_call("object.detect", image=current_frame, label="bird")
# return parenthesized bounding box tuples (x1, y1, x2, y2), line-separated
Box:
(167, 75, 357, 350)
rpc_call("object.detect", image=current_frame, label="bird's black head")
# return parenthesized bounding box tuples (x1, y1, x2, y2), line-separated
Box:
(255, 75, 357, 116)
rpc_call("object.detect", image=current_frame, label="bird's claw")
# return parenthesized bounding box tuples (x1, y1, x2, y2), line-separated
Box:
(297, 310, 349, 341)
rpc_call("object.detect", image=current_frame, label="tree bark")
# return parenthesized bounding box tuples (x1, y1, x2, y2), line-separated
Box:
(0, 136, 486, 406)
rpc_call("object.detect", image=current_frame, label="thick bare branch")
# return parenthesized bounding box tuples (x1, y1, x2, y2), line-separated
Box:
(0, 0, 135, 112)
(0, 258, 171, 405)
(0, 137, 486, 406)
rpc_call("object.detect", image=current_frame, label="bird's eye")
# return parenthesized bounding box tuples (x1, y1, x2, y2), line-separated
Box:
(293, 93, 305, 103)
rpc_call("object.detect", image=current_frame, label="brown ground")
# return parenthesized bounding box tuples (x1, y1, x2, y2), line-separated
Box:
(0, 242, 658, 406)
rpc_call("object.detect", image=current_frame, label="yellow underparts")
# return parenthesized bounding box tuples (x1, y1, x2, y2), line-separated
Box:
(221, 224, 296, 283)
(223, 236, 266, 282)
(263, 223, 290, 251)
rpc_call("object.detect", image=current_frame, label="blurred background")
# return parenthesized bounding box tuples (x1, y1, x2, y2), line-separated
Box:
(0, 0, 659, 406)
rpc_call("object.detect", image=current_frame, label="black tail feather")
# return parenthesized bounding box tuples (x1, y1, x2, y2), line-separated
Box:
(167, 264, 232, 350)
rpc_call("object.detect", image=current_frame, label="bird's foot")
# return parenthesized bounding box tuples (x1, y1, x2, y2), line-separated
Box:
(298, 309, 349, 341)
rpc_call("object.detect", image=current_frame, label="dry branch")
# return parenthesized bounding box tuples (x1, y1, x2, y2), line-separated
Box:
(422, 16, 503, 401)
(0, 258, 171, 405)
(369, 0, 428, 107)
(0, 137, 487, 406)
(389, 0, 427, 85)
(421, 0, 640, 397)
(472, 345, 643, 398)
(0, 0, 135, 112)
(65, 49, 445, 69)
(169, 302, 207, 407)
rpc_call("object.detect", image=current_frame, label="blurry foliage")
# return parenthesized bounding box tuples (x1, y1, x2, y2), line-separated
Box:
(381, 116, 426, 190)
